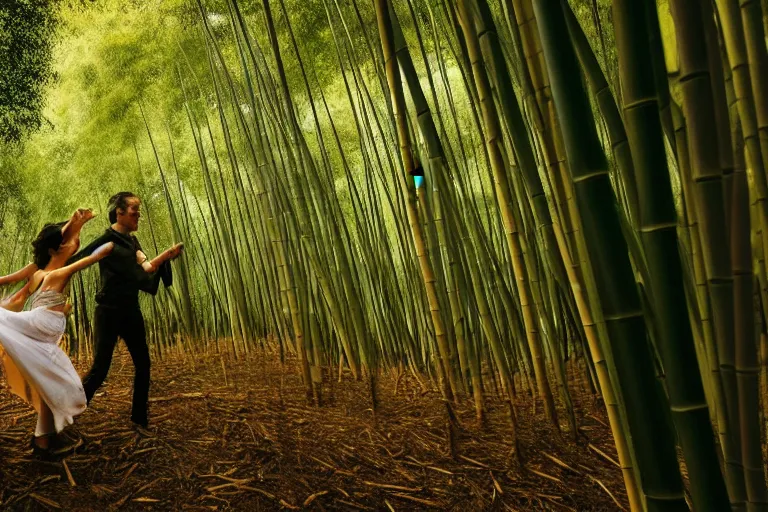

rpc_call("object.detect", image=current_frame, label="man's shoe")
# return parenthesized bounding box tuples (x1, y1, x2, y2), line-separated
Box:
(159, 261, 173, 288)
(132, 422, 153, 438)
(130, 413, 148, 429)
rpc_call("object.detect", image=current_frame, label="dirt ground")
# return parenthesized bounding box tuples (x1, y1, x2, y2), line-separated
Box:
(1, 343, 629, 511)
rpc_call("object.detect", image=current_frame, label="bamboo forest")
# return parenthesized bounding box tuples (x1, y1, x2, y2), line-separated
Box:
(1, 0, 768, 510)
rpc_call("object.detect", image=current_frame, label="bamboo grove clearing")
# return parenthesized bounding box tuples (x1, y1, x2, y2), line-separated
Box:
(1, 0, 768, 510)
(0, 347, 627, 510)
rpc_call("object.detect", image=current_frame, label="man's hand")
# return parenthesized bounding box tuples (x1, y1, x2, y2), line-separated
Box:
(168, 242, 184, 260)
(144, 242, 184, 277)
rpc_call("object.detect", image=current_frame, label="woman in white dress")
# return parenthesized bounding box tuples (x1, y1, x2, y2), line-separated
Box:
(0, 208, 113, 458)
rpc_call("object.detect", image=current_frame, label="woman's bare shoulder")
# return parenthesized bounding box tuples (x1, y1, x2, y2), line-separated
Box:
(29, 270, 48, 291)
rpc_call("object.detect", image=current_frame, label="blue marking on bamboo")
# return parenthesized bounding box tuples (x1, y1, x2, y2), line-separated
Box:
(410, 162, 425, 190)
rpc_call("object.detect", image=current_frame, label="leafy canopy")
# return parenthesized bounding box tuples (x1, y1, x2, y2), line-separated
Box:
(0, 0, 60, 144)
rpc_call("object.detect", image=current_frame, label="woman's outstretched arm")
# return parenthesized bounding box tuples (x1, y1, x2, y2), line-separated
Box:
(41, 242, 114, 293)
(0, 281, 32, 312)
(0, 263, 38, 287)
(66, 230, 109, 266)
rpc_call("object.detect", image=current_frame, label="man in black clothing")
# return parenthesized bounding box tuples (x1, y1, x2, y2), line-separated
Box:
(70, 192, 182, 429)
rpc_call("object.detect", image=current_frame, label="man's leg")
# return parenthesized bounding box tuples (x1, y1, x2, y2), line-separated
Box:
(81, 306, 120, 404)
(120, 308, 150, 427)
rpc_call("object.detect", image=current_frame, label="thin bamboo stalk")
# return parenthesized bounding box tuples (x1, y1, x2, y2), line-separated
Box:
(456, 0, 559, 432)
(374, 0, 457, 402)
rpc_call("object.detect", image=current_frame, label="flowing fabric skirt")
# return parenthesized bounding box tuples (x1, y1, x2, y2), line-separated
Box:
(0, 306, 86, 435)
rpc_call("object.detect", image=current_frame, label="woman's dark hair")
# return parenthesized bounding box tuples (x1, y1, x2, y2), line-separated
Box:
(108, 191, 138, 224)
(32, 221, 66, 269)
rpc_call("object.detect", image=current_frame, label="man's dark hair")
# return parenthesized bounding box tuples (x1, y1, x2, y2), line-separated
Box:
(108, 191, 138, 224)
(32, 221, 66, 268)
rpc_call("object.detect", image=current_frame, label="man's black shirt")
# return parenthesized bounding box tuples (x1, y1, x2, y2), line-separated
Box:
(68, 228, 160, 309)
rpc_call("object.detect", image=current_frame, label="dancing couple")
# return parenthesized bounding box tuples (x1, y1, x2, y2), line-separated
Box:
(0, 192, 183, 458)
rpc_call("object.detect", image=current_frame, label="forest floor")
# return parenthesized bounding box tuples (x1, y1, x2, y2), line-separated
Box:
(1, 343, 629, 511)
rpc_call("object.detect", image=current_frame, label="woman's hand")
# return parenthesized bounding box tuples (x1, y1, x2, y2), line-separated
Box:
(0, 263, 38, 287)
(61, 208, 95, 253)
(81, 208, 95, 223)
(75, 208, 94, 224)
(70, 208, 94, 226)
(0, 281, 32, 312)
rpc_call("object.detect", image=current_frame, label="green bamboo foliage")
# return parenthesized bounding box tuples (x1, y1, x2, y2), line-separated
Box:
(644, 0, 676, 156)
(701, 2, 734, 234)
(386, 3, 487, 421)
(739, 0, 768, 181)
(508, 0, 576, 263)
(730, 104, 768, 510)
(715, 2, 768, 507)
(383, 4, 462, 393)
(507, 0, 626, 440)
(562, 3, 637, 229)
(670, 1, 750, 508)
(717, 0, 768, 286)
(672, 94, 739, 496)
(508, 3, 644, 507)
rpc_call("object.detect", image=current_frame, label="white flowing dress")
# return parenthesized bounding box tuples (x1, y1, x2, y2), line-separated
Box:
(0, 288, 87, 435)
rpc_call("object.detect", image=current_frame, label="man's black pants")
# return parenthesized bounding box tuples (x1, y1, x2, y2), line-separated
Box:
(82, 305, 150, 425)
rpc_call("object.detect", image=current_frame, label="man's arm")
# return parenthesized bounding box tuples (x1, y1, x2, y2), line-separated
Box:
(141, 243, 184, 273)
(136, 265, 163, 296)
(131, 235, 164, 296)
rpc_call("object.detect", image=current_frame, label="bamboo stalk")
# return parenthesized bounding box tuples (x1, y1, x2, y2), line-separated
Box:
(612, 1, 730, 508)
(455, 0, 560, 432)
(532, 0, 687, 509)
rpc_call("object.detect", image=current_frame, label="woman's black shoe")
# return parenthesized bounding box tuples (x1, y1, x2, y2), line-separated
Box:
(29, 435, 54, 460)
